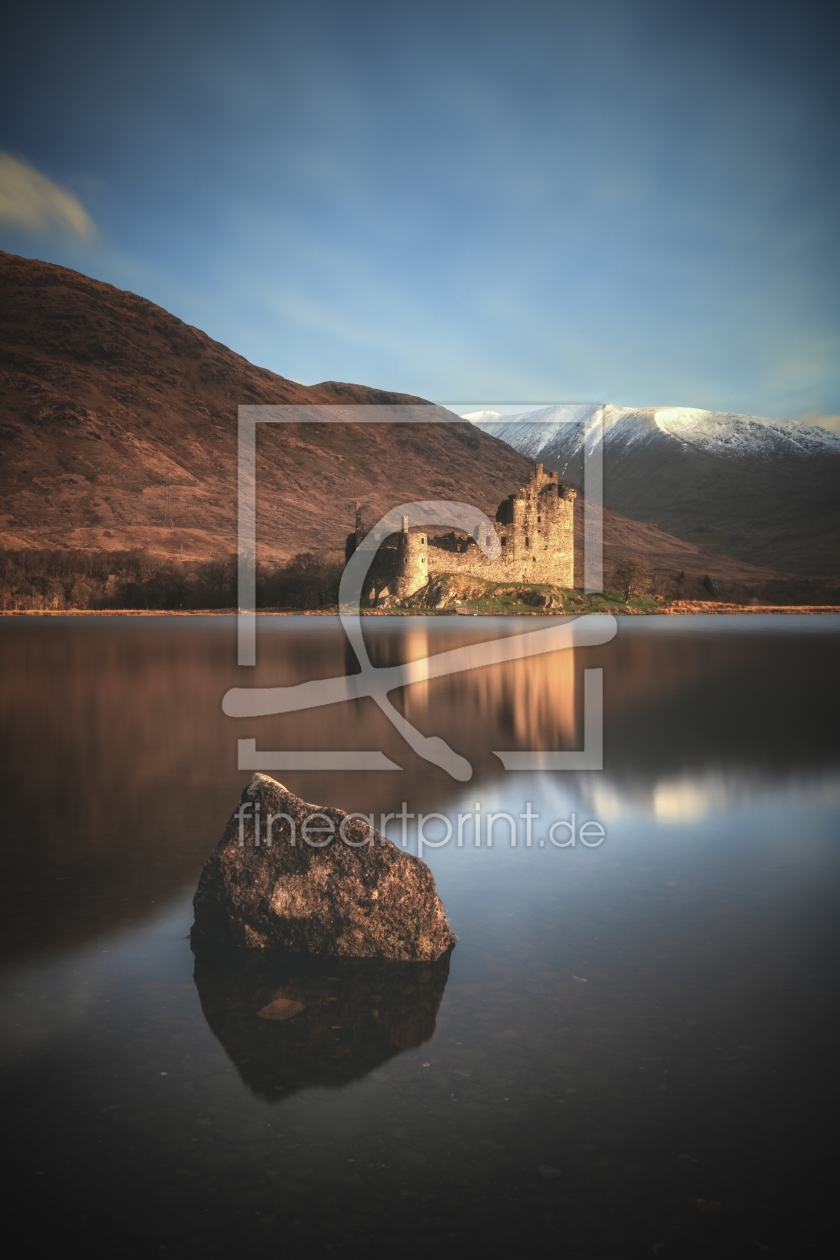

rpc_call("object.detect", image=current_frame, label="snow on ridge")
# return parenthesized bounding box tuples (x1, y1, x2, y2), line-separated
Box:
(474, 404, 602, 459)
(460, 410, 502, 422)
(653, 407, 840, 455)
(476, 401, 840, 463)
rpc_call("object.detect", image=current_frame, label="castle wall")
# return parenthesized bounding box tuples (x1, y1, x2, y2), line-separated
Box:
(426, 518, 573, 586)
(426, 464, 575, 587)
(354, 463, 576, 599)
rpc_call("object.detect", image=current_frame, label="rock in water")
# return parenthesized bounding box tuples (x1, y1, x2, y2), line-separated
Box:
(191, 774, 455, 960)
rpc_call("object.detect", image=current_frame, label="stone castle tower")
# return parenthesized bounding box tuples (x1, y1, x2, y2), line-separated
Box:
(349, 464, 575, 600)
(393, 516, 431, 599)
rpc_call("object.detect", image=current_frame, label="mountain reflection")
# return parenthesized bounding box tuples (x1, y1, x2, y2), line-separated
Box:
(1, 616, 836, 964)
(192, 946, 452, 1100)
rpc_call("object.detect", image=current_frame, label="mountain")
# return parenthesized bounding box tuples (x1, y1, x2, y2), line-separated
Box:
(0, 252, 794, 588)
(0, 251, 540, 562)
(473, 404, 840, 577)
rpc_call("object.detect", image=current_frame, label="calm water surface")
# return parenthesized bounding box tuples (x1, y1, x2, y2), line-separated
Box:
(1, 615, 838, 1258)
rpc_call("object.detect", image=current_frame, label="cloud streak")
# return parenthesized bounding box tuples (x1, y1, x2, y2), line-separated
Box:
(797, 410, 840, 435)
(0, 152, 96, 238)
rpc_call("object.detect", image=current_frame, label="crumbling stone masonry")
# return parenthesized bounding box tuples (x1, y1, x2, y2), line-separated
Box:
(346, 464, 575, 600)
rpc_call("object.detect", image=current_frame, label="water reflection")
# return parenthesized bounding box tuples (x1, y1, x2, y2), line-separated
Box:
(577, 768, 840, 824)
(2, 617, 838, 1256)
(192, 946, 451, 1101)
(394, 622, 577, 751)
(0, 615, 837, 965)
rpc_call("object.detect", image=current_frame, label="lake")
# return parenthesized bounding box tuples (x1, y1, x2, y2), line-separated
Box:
(1, 614, 838, 1258)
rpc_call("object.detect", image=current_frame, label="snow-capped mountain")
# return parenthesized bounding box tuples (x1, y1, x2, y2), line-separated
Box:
(460, 409, 503, 423)
(651, 407, 840, 457)
(472, 405, 840, 576)
(473, 403, 840, 461)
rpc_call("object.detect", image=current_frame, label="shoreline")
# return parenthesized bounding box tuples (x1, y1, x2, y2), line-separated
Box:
(2, 604, 840, 618)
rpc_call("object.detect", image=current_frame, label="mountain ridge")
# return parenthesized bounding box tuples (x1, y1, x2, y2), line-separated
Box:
(474, 404, 840, 576)
(0, 250, 535, 562)
(0, 252, 800, 589)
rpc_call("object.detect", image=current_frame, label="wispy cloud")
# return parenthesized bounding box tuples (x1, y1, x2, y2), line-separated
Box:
(0, 151, 96, 238)
(797, 409, 840, 435)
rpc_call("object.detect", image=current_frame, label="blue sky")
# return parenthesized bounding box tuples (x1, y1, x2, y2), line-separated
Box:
(1, 0, 838, 421)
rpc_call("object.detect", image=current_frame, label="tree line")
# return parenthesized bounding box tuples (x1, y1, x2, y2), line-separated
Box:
(0, 547, 835, 611)
(612, 558, 839, 606)
(0, 548, 344, 611)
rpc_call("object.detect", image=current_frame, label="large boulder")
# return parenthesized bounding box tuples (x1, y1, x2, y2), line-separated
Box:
(191, 774, 455, 960)
(523, 589, 562, 608)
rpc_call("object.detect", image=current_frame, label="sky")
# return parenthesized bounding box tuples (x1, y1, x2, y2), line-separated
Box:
(1, 0, 838, 424)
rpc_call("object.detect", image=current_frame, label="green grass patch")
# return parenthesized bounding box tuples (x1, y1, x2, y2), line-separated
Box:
(394, 575, 663, 614)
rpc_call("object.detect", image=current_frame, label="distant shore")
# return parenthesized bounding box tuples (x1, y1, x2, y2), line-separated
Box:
(2, 603, 839, 618)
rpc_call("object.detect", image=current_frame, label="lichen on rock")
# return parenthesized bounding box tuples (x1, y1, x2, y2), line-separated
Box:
(191, 774, 456, 960)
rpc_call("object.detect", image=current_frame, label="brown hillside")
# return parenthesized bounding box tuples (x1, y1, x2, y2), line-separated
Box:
(0, 251, 788, 586)
(574, 502, 791, 587)
(0, 251, 539, 562)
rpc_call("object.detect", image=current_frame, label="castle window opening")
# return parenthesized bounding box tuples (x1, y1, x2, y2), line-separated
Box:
(525, 537, 529, 548)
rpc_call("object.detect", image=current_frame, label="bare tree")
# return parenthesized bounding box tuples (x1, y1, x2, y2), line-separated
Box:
(612, 558, 652, 601)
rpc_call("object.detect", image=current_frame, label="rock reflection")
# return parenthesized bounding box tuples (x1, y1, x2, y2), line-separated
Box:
(192, 946, 452, 1100)
(3, 617, 836, 965)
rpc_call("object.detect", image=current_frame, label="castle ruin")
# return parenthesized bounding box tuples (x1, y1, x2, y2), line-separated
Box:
(346, 464, 576, 601)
